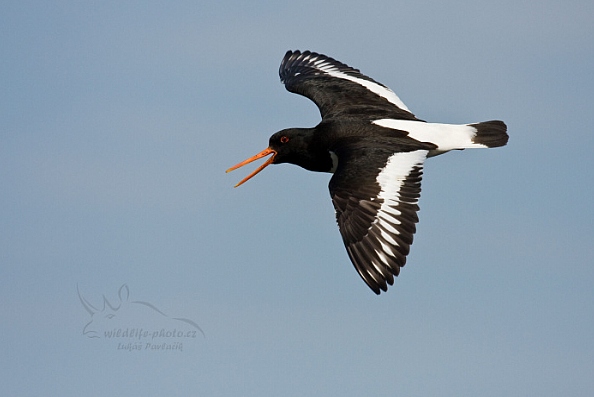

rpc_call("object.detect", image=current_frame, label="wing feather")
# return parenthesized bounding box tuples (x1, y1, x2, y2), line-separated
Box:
(330, 148, 427, 294)
(280, 50, 420, 121)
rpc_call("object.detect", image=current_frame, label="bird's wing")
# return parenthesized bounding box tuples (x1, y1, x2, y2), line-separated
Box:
(329, 146, 428, 294)
(280, 50, 420, 121)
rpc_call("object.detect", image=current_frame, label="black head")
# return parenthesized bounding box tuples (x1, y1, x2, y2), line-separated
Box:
(227, 127, 333, 187)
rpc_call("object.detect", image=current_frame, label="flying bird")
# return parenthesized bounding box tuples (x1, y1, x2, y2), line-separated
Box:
(227, 50, 508, 294)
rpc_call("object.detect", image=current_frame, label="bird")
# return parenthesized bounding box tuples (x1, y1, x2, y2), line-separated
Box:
(227, 50, 508, 294)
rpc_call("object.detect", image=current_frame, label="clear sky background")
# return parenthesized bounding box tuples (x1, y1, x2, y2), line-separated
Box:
(2, 1, 593, 396)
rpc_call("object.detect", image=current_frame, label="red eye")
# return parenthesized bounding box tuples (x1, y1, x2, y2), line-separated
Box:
(280, 136, 289, 144)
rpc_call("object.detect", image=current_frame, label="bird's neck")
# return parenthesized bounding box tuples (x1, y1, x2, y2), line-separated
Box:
(290, 128, 335, 173)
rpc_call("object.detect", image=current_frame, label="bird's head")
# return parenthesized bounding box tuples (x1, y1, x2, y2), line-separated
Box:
(227, 128, 329, 187)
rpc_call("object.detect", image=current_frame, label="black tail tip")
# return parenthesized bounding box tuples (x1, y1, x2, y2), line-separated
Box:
(471, 120, 509, 148)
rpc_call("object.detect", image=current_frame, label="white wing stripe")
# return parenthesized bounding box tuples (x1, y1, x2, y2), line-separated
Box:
(374, 150, 427, 234)
(375, 249, 390, 266)
(380, 228, 399, 246)
(379, 211, 401, 225)
(325, 70, 410, 112)
(378, 218, 400, 236)
(301, 53, 411, 112)
(379, 240, 397, 258)
(381, 204, 402, 216)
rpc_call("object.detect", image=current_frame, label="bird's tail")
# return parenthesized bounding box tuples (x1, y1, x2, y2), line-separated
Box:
(469, 120, 508, 148)
(372, 118, 509, 156)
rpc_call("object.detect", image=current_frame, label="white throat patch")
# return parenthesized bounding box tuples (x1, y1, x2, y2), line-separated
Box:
(329, 151, 339, 173)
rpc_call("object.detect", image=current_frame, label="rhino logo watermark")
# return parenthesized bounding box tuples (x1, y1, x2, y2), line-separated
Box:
(78, 284, 203, 352)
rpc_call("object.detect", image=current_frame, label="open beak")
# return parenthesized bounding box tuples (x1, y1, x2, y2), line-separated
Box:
(226, 147, 277, 187)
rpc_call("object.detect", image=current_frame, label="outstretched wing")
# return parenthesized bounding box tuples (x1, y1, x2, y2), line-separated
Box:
(329, 146, 428, 294)
(280, 50, 420, 121)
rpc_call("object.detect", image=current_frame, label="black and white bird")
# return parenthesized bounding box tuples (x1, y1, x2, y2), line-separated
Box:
(227, 50, 508, 294)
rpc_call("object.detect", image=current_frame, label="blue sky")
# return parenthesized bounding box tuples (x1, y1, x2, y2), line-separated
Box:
(2, 1, 593, 396)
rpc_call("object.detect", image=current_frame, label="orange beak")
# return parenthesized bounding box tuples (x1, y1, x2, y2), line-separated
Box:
(226, 147, 277, 187)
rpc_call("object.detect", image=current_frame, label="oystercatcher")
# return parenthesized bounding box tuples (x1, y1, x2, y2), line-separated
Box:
(227, 50, 508, 294)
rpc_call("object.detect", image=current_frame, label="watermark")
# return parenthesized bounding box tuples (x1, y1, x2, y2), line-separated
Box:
(78, 284, 203, 352)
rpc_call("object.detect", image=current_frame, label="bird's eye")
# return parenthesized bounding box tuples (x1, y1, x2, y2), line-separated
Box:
(280, 136, 290, 143)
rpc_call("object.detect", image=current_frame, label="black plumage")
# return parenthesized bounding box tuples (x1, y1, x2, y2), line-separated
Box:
(227, 50, 508, 294)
